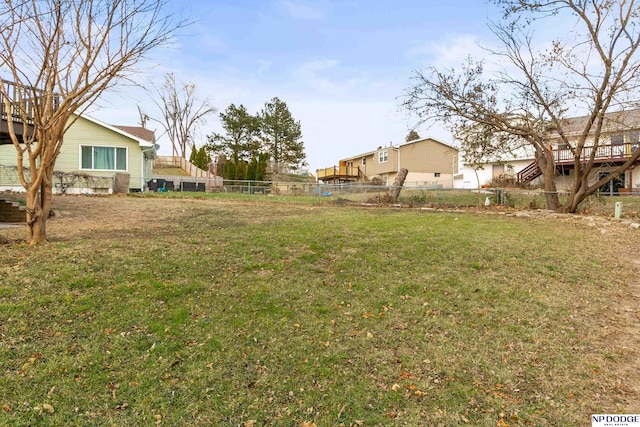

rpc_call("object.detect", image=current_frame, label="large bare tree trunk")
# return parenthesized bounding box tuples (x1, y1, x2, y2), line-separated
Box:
(538, 149, 560, 210)
(41, 163, 54, 220)
(25, 189, 46, 244)
(387, 168, 408, 202)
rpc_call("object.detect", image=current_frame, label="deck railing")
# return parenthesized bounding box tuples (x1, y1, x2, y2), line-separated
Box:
(0, 79, 60, 126)
(554, 142, 640, 163)
(316, 165, 360, 180)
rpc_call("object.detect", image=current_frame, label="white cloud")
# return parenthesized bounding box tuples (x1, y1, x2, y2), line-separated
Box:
(406, 34, 486, 69)
(276, 0, 327, 21)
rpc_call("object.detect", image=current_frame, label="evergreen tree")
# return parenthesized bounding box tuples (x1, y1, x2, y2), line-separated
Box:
(215, 155, 226, 177)
(247, 156, 258, 181)
(234, 160, 248, 180)
(257, 152, 269, 181)
(405, 130, 421, 142)
(196, 146, 210, 169)
(260, 97, 306, 175)
(224, 160, 236, 181)
(189, 144, 197, 165)
(207, 104, 261, 163)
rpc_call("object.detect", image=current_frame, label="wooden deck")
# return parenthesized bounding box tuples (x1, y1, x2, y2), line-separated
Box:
(317, 165, 361, 183)
(0, 79, 59, 143)
(553, 142, 639, 164)
(518, 142, 640, 183)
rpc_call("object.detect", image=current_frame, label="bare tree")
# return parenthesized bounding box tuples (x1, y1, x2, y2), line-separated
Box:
(404, 0, 640, 213)
(456, 123, 522, 205)
(141, 73, 215, 159)
(0, 0, 188, 244)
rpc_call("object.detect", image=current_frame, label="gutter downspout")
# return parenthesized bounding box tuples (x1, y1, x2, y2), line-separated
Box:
(141, 147, 156, 192)
(393, 146, 400, 173)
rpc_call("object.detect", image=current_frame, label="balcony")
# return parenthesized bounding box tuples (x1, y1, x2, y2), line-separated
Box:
(317, 164, 362, 183)
(0, 79, 60, 143)
(553, 142, 639, 164)
(518, 142, 640, 183)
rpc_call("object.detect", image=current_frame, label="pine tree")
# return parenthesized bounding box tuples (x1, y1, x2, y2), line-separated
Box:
(224, 160, 236, 181)
(189, 145, 197, 165)
(257, 152, 269, 182)
(235, 160, 247, 180)
(247, 156, 258, 181)
(207, 104, 261, 163)
(260, 97, 306, 175)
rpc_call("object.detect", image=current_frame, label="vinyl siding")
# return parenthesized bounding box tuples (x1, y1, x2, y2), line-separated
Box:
(0, 115, 147, 191)
(340, 138, 459, 187)
(57, 116, 144, 186)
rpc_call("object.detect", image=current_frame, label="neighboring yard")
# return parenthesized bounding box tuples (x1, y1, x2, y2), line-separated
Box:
(0, 194, 638, 426)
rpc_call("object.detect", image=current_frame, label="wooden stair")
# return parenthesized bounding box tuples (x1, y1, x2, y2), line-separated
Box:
(517, 161, 542, 184)
(0, 199, 26, 222)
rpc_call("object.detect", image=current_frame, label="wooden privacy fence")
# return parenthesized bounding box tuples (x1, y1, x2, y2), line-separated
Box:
(153, 156, 223, 189)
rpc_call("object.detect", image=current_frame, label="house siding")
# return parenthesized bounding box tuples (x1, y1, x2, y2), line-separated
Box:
(462, 159, 537, 189)
(341, 138, 459, 187)
(58, 116, 144, 186)
(0, 115, 151, 193)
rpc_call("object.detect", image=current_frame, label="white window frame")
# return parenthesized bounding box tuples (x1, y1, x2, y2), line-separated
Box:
(378, 150, 388, 163)
(80, 145, 129, 172)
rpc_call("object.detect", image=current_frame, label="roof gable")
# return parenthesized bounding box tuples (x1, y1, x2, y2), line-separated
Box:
(74, 114, 155, 148)
(340, 136, 457, 162)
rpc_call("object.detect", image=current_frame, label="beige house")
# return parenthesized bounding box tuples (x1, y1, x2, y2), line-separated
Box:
(317, 137, 459, 187)
(0, 114, 156, 193)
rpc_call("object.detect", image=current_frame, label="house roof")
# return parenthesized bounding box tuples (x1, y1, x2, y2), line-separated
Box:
(113, 125, 155, 143)
(74, 114, 155, 148)
(340, 136, 457, 162)
(557, 108, 640, 136)
(401, 136, 458, 151)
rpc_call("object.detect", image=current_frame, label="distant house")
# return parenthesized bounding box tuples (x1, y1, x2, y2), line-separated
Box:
(459, 109, 640, 193)
(458, 146, 537, 189)
(0, 114, 156, 193)
(317, 137, 459, 187)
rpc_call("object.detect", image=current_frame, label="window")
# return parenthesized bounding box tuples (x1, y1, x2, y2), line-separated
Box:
(434, 172, 441, 177)
(611, 134, 624, 145)
(378, 150, 388, 163)
(81, 146, 127, 171)
(361, 157, 366, 166)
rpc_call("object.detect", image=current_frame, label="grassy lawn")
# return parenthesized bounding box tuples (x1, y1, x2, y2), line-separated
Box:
(0, 194, 638, 426)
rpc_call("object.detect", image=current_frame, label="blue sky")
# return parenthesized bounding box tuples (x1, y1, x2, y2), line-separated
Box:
(94, 0, 506, 172)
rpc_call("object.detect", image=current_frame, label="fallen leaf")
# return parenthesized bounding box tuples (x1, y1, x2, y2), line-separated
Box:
(391, 383, 401, 391)
(2, 404, 11, 412)
(400, 370, 415, 379)
(300, 422, 317, 427)
(42, 403, 54, 414)
(244, 421, 256, 427)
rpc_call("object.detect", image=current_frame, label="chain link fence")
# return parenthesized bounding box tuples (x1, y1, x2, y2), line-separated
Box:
(3, 165, 640, 217)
